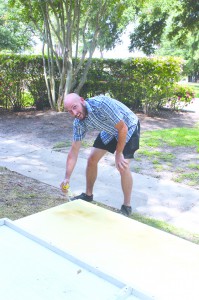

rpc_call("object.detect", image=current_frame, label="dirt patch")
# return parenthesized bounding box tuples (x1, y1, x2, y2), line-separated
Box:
(0, 167, 68, 220)
(0, 106, 198, 220)
(0, 109, 97, 148)
(0, 107, 198, 147)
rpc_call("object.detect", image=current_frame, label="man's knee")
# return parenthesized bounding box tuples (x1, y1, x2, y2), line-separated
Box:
(87, 153, 99, 167)
(118, 160, 131, 175)
(87, 148, 106, 167)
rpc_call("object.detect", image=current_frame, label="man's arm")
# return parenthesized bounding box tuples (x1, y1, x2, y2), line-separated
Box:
(61, 141, 81, 191)
(114, 120, 128, 172)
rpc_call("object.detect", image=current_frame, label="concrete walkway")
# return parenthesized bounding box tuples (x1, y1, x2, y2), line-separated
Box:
(0, 136, 198, 234)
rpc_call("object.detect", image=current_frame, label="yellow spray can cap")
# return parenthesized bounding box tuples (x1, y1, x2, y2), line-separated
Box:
(62, 183, 70, 190)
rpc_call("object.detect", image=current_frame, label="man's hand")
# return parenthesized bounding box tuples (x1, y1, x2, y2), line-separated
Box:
(60, 178, 70, 193)
(115, 152, 128, 172)
(114, 120, 128, 172)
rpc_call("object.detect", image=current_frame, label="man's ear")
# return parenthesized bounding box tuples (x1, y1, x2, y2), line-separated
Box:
(80, 97, 85, 104)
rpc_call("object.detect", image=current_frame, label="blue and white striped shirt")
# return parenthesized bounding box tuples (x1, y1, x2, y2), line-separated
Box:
(73, 95, 138, 144)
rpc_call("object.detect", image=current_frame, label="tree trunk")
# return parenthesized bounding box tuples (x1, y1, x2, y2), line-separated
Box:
(42, 40, 53, 109)
(14, 0, 133, 110)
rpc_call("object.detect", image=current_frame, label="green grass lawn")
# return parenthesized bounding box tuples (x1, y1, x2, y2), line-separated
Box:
(186, 82, 199, 98)
(137, 126, 199, 187)
(141, 127, 199, 151)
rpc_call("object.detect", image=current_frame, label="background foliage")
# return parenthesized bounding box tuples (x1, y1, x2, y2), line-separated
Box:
(0, 0, 34, 52)
(7, 0, 139, 110)
(0, 54, 190, 113)
(129, 0, 199, 83)
(0, 54, 49, 111)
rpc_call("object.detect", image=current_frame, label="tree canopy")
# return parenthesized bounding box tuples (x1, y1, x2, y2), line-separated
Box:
(128, 0, 199, 81)
(129, 0, 199, 54)
(0, 0, 34, 52)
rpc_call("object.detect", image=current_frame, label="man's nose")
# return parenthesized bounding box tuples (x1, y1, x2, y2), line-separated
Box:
(69, 109, 75, 116)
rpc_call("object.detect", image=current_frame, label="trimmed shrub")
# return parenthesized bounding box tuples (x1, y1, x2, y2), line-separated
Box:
(165, 84, 195, 110)
(0, 54, 49, 111)
(0, 54, 185, 113)
(81, 57, 183, 113)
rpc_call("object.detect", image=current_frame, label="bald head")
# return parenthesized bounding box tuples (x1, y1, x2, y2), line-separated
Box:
(64, 93, 87, 120)
(64, 93, 80, 108)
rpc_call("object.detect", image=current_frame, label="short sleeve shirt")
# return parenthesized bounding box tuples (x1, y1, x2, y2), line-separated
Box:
(73, 95, 138, 144)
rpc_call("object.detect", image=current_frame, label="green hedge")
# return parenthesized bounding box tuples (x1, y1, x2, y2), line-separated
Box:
(0, 54, 49, 111)
(80, 57, 183, 113)
(0, 54, 184, 112)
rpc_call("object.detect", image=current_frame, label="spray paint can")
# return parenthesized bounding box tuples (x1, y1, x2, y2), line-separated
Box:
(62, 183, 70, 191)
(62, 182, 72, 200)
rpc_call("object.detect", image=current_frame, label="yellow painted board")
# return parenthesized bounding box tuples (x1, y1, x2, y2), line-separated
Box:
(16, 200, 199, 300)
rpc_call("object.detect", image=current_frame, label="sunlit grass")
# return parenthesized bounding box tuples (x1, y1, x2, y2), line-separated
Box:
(138, 149, 175, 161)
(137, 127, 199, 187)
(52, 141, 71, 149)
(82, 140, 94, 148)
(174, 172, 199, 186)
(141, 128, 199, 150)
(153, 164, 164, 172)
(53, 139, 94, 150)
(187, 82, 199, 98)
(188, 163, 199, 170)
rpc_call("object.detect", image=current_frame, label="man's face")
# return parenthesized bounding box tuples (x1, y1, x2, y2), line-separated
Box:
(65, 97, 87, 120)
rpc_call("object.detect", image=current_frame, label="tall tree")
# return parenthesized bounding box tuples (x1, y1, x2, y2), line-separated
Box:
(156, 31, 199, 81)
(128, 0, 199, 81)
(0, 0, 34, 52)
(129, 0, 199, 55)
(9, 0, 139, 111)
(129, 6, 168, 55)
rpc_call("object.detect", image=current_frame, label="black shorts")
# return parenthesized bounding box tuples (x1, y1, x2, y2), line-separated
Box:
(93, 121, 140, 159)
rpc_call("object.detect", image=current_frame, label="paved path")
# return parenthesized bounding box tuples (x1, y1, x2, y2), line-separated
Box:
(0, 136, 198, 234)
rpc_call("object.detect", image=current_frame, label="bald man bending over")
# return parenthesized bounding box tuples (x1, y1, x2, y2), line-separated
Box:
(60, 93, 140, 216)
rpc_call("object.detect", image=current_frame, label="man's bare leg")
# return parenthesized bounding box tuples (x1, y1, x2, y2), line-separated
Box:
(86, 148, 107, 196)
(120, 159, 133, 206)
